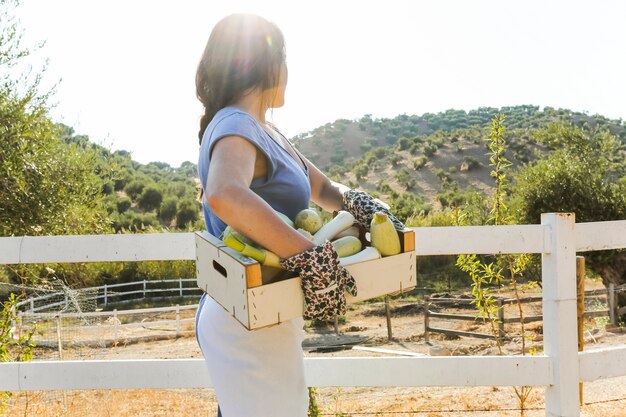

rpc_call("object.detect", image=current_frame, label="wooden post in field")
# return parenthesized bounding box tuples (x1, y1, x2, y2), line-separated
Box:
(576, 256, 585, 407)
(56, 315, 63, 360)
(113, 309, 119, 341)
(175, 304, 181, 337)
(497, 298, 505, 342)
(17, 312, 22, 340)
(384, 295, 392, 341)
(424, 296, 430, 343)
(608, 283, 616, 326)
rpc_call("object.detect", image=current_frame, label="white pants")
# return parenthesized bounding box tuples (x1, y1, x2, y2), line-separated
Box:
(195, 294, 308, 417)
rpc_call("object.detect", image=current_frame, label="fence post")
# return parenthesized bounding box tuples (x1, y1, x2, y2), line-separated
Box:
(17, 312, 23, 340)
(56, 315, 64, 360)
(384, 295, 392, 341)
(113, 309, 119, 341)
(29, 298, 34, 312)
(175, 304, 181, 337)
(608, 283, 616, 326)
(497, 298, 505, 342)
(576, 256, 585, 407)
(179, 278, 183, 297)
(424, 296, 430, 343)
(104, 284, 108, 306)
(542, 213, 580, 417)
(143, 280, 147, 299)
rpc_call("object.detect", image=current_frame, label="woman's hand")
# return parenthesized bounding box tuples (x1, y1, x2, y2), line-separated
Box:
(342, 190, 405, 231)
(280, 241, 357, 320)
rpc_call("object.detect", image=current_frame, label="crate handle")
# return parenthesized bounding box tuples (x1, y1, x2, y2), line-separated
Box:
(212, 260, 228, 278)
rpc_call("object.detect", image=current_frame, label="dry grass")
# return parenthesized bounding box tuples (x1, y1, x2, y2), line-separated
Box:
(5, 278, 626, 416)
(8, 386, 626, 416)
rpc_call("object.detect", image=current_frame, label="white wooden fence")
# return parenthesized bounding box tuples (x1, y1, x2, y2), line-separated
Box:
(1, 214, 626, 417)
(15, 278, 202, 312)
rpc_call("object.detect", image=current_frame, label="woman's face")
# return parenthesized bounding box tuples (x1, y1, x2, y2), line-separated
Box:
(269, 61, 288, 108)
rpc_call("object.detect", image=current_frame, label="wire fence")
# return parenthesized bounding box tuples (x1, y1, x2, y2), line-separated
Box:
(12, 278, 203, 313)
(4, 278, 626, 416)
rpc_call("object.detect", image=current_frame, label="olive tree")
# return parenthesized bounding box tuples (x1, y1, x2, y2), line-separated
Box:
(0, 2, 111, 237)
(513, 123, 626, 313)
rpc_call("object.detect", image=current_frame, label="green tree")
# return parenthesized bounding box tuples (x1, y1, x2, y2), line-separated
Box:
(124, 179, 147, 201)
(159, 197, 178, 223)
(513, 123, 626, 312)
(138, 186, 163, 212)
(412, 156, 427, 170)
(176, 199, 200, 229)
(1, 293, 36, 409)
(397, 137, 411, 150)
(513, 123, 626, 224)
(0, 0, 111, 237)
(457, 114, 534, 409)
(388, 153, 403, 168)
(117, 197, 132, 213)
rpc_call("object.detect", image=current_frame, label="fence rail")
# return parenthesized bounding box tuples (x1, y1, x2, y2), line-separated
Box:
(14, 278, 203, 313)
(423, 285, 625, 342)
(2, 214, 626, 417)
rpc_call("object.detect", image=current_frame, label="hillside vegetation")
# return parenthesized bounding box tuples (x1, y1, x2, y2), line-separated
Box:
(293, 105, 626, 217)
(3, 102, 626, 290)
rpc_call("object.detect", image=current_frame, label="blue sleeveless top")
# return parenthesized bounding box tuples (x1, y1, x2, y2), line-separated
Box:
(197, 107, 311, 238)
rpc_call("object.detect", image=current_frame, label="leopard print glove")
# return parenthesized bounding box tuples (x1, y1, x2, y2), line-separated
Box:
(280, 241, 357, 321)
(343, 190, 405, 231)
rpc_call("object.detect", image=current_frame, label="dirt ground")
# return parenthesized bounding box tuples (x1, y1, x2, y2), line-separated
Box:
(7, 278, 626, 417)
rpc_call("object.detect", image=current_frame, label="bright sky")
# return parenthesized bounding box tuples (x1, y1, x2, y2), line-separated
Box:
(14, 0, 626, 167)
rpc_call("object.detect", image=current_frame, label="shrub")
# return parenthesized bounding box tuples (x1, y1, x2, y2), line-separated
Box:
(159, 197, 178, 223)
(116, 197, 132, 213)
(138, 186, 163, 212)
(461, 156, 481, 171)
(423, 143, 438, 157)
(176, 200, 201, 229)
(398, 137, 411, 151)
(388, 153, 403, 168)
(372, 147, 387, 159)
(124, 180, 147, 201)
(413, 157, 427, 170)
(354, 164, 369, 181)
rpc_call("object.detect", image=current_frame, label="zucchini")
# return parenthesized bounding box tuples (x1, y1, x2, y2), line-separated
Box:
(339, 246, 381, 266)
(370, 212, 401, 256)
(331, 236, 362, 257)
(222, 227, 282, 268)
(333, 225, 360, 240)
(313, 210, 355, 246)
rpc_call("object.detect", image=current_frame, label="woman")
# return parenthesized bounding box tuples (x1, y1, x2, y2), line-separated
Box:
(194, 14, 403, 416)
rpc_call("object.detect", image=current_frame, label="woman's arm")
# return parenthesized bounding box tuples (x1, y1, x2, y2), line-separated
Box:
(304, 157, 350, 213)
(205, 136, 315, 258)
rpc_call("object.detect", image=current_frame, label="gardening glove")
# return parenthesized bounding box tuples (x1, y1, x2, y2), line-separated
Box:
(342, 190, 405, 231)
(280, 241, 357, 321)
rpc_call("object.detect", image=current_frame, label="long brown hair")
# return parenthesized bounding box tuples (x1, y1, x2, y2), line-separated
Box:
(196, 14, 286, 145)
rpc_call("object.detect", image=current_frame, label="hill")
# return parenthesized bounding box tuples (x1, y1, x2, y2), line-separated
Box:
(292, 105, 626, 214)
(70, 105, 626, 230)
(58, 125, 202, 233)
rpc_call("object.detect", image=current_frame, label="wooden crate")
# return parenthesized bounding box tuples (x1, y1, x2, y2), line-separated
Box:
(195, 229, 416, 330)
